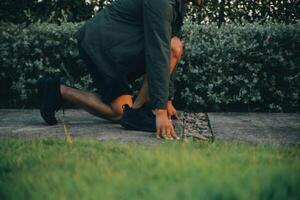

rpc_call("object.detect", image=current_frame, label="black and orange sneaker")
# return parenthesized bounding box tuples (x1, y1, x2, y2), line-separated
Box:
(120, 104, 156, 132)
(37, 76, 62, 125)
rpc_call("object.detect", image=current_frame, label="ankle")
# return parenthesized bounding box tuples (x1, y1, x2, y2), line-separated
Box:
(60, 85, 68, 97)
(132, 97, 150, 109)
(132, 103, 143, 109)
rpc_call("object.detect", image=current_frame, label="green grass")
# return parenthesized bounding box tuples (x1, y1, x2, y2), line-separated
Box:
(0, 139, 299, 200)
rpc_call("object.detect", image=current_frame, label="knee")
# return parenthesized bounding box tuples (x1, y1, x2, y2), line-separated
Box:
(171, 37, 184, 60)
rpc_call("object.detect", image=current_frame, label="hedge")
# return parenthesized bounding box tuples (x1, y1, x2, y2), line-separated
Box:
(176, 21, 300, 112)
(0, 22, 89, 108)
(0, 21, 299, 112)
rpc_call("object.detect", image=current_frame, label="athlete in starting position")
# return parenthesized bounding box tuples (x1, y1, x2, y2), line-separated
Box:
(37, 0, 204, 140)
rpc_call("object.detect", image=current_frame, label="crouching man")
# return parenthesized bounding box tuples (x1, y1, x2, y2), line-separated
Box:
(37, 0, 204, 140)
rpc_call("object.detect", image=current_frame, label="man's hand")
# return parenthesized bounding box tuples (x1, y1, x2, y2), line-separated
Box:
(155, 109, 179, 140)
(167, 100, 178, 119)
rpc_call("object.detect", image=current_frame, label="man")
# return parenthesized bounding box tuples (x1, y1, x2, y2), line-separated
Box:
(37, 0, 204, 140)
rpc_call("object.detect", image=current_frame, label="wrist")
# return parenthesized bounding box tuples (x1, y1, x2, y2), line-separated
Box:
(155, 109, 167, 116)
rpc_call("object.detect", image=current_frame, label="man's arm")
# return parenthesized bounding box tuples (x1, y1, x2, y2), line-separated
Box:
(143, 0, 179, 139)
(143, 0, 173, 109)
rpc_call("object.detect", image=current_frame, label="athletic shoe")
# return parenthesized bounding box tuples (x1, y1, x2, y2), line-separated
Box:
(120, 104, 156, 132)
(37, 76, 62, 125)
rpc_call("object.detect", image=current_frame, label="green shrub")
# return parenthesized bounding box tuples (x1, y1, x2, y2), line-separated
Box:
(0, 22, 93, 107)
(0, 21, 299, 112)
(175, 21, 300, 112)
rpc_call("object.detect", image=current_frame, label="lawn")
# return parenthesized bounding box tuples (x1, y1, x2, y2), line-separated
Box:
(0, 139, 299, 200)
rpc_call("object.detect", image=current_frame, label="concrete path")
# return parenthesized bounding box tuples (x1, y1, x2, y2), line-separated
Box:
(0, 109, 299, 145)
(0, 109, 156, 144)
(208, 112, 300, 145)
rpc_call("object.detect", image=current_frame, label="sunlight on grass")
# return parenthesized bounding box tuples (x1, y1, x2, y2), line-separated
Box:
(0, 139, 299, 200)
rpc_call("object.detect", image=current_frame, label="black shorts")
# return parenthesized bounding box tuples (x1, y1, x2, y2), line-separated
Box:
(77, 42, 145, 104)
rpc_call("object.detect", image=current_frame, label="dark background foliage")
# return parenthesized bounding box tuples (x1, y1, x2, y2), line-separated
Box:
(0, 0, 109, 24)
(188, 0, 299, 25)
(0, 0, 299, 25)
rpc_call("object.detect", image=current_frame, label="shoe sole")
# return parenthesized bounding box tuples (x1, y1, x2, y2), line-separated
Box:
(40, 109, 58, 125)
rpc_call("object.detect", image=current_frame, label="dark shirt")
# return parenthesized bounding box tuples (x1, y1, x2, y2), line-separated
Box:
(76, 0, 186, 109)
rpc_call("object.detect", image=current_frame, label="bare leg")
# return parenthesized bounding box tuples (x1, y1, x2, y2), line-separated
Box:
(132, 37, 183, 108)
(60, 85, 132, 122)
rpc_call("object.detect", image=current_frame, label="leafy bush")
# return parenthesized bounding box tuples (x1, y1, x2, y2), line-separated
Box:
(0, 21, 299, 112)
(175, 21, 300, 112)
(0, 22, 93, 107)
